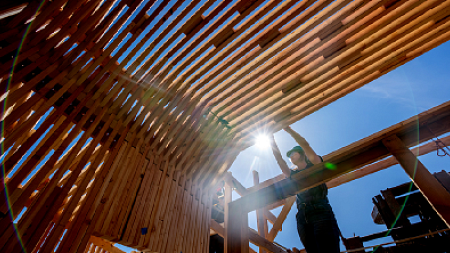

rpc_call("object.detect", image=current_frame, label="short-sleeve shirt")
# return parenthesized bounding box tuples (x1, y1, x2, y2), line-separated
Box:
(289, 156, 328, 208)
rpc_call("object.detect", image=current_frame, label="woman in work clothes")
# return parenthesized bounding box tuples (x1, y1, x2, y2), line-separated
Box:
(275, 126, 341, 253)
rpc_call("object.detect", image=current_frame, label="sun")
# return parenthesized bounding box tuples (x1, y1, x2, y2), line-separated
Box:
(255, 134, 271, 150)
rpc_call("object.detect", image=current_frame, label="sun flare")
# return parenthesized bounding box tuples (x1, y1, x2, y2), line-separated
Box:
(255, 134, 271, 150)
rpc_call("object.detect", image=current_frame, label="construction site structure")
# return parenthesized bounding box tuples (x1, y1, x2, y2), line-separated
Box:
(1, 0, 450, 252)
(341, 171, 450, 253)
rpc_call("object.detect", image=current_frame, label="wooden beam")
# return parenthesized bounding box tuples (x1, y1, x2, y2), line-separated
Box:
(266, 197, 295, 242)
(225, 172, 280, 227)
(230, 100, 450, 213)
(209, 219, 260, 253)
(224, 172, 233, 253)
(226, 201, 249, 253)
(382, 135, 450, 227)
(248, 228, 287, 253)
(88, 236, 126, 253)
(253, 170, 267, 253)
(270, 136, 291, 176)
(225, 172, 249, 197)
(263, 209, 277, 226)
(327, 135, 450, 189)
(246, 175, 285, 194)
(218, 214, 288, 253)
(210, 219, 225, 238)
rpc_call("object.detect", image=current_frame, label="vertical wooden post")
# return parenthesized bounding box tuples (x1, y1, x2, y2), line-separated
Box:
(224, 172, 233, 253)
(252, 170, 266, 253)
(226, 201, 249, 253)
(382, 135, 450, 227)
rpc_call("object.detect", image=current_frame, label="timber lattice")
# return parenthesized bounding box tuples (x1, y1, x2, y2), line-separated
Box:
(1, 0, 450, 252)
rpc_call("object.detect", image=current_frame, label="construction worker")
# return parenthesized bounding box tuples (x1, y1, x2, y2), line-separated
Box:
(278, 126, 340, 253)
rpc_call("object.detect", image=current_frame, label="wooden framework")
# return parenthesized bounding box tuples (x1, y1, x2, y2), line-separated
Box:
(226, 100, 450, 252)
(1, 0, 450, 252)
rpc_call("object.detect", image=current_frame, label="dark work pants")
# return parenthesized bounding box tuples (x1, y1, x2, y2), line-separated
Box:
(296, 200, 340, 253)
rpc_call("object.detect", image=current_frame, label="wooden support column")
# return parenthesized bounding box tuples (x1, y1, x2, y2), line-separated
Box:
(252, 170, 266, 253)
(382, 135, 450, 228)
(224, 172, 233, 253)
(226, 201, 249, 253)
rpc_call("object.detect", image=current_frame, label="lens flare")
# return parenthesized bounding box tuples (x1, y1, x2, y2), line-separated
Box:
(2, 2, 47, 253)
(324, 162, 337, 170)
(255, 134, 271, 150)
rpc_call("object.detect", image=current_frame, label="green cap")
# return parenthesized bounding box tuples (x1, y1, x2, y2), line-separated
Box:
(286, 146, 304, 158)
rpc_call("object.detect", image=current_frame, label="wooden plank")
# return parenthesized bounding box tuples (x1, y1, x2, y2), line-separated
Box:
(134, 155, 163, 247)
(94, 141, 130, 237)
(1, 115, 67, 215)
(382, 135, 450, 227)
(253, 170, 267, 253)
(248, 228, 287, 253)
(266, 197, 295, 242)
(223, 172, 281, 226)
(208, 0, 355, 111)
(275, 27, 450, 132)
(230, 0, 450, 134)
(210, 219, 225, 237)
(149, 165, 180, 251)
(60, 125, 127, 253)
(212, 213, 291, 252)
(38, 115, 116, 253)
(89, 236, 126, 253)
(187, 0, 309, 99)
(101, 141, 139, 237)
(141, 158, 171, 249)
(179, 186, 195, 253)
(202, 192, 212, 253)
(114, 143, 147, 242)
(0, 89, 101, 251)
(326, 135, 450, 189)
(171, 179, 193, 253)
(224, 172, 233, 253)
(226, 201, 249, 253)
(159, 176, 187, 252)
(122, 157, 153, 245)
(213, 0, 410, 119)
(190, 189, 204, 253)
(186, 188, 202, 253)
(129, 154, 160, 247)
(435, 171, 450, 193)
(263, 210, 277, 226)
(2, 77, 84, 176)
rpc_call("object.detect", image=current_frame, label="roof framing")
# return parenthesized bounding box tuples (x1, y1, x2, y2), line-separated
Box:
(2, 0, 450, 187)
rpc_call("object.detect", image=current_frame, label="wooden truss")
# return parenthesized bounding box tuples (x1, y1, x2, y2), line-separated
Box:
(210, 125, 450, 252)
(226, 101, 450, 252)
(1, 0, 450, 252)
(209, 171, 296, 253)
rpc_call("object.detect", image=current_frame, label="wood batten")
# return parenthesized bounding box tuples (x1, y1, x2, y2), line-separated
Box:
(1, 0, 450, 252)
(1, 0, 450, 186)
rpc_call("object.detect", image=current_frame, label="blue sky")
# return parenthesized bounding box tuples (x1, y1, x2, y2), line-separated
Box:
(226, 40, 450, 252)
